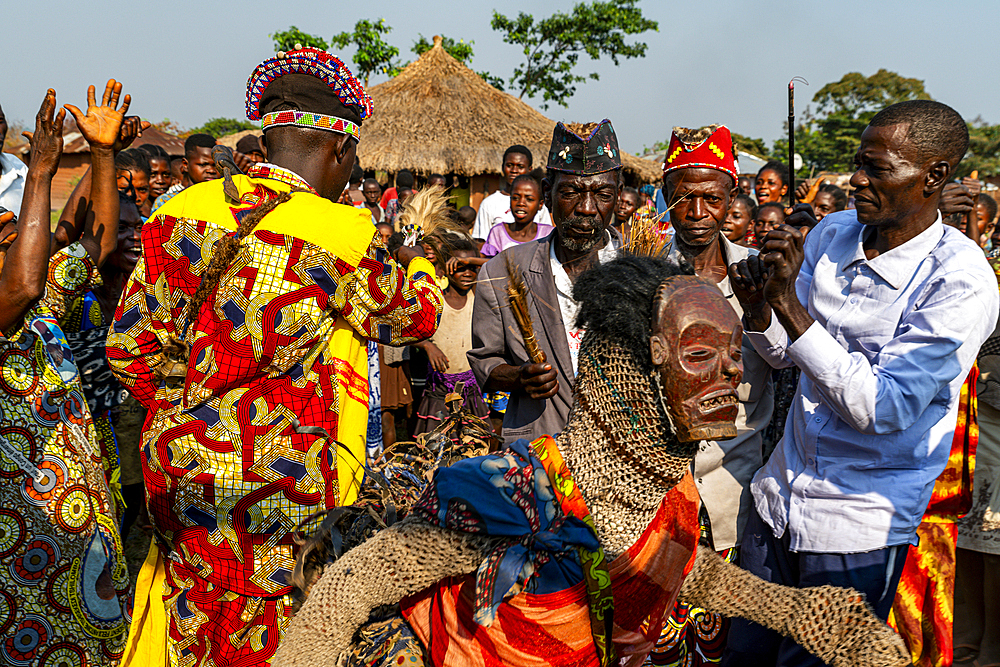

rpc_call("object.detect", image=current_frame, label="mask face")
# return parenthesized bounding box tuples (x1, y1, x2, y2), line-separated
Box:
(651, 277, 742, 442)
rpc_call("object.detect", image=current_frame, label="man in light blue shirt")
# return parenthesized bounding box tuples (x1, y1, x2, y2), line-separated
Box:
(724, 100, 999, 666)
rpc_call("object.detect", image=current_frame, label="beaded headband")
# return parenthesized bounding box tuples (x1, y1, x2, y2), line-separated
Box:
(246, 46, 373, 122)
(260, 110, 362, 141)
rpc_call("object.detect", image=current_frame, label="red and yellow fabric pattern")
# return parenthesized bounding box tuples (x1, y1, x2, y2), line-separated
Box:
(889, 365, 979, 667)
(108, 168, 442, 666)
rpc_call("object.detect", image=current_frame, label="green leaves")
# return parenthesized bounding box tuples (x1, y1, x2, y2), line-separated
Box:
(331, 19, 401, 87)
(491, 0, 658, 108)
(190, 118, 256, 138)
(959, 118, 1000, 178)
(271, 26, 329, 52)
(412, 34, 474, 64)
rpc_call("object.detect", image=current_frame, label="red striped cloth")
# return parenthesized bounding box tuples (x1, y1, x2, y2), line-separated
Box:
(401, 473, 701, 667)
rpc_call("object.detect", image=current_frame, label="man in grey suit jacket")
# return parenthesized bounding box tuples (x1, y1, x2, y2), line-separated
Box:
(469, 119, 623, 443)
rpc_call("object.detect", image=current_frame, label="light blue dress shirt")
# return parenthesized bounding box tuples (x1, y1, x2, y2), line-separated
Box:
(746, 209, 999, 553)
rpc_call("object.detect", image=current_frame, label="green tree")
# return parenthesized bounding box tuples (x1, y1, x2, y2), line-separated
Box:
(960, 118, 1000, 178)
(789, 69, 932, 174)
(490, 0, 658, 109)
(271, 26, 329, 52)
(730, 132, 770, 158)
(410, 34, 504, 90)
(331, 19, 401, 87)
(412, 34, 474, 64)
(190, 118, 256, 138)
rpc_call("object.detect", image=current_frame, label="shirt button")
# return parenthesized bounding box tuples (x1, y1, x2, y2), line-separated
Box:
(807, 458, 815, 466)
(850, 297, 859, 304)
(815, 417, 822, 423)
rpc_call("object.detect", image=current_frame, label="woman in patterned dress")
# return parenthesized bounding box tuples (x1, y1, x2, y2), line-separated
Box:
(0, 82, 133, 666)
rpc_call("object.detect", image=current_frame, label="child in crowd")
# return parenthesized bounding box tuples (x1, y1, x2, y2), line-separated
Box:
(755, 160, 789, 204)
(375, 222, 392, 245)
(722, 192, 757, 247)
(473, 145, 551, 239)
(137, 144, 172, 215)
(613, 186, 640, 238)
(811, 183, 848, 222)
(115, 148, 151, 213)
(379, 321, 413, 447)
(480, 174, 553, 257)
(362, 177, 383, 223)
(457, 205, 476, 234)
(412, 235, 491, 434)
(753, 201, 786, 247)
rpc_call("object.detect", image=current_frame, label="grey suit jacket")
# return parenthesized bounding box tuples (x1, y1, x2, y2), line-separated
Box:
(468, 233, 574, 443)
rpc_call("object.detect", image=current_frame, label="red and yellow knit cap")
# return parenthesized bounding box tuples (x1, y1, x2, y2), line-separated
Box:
(662, 124, 739, 183)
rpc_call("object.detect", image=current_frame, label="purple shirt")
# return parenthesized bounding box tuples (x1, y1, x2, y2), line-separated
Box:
(481, 222, 555, 257)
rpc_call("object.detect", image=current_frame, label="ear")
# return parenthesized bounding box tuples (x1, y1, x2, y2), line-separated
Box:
(650, 332, 668, 367)
(332, 135, 354, 165)
(925, 159, 951, 195)
(780, 183, 789, 197)
(181, 158, 189, 173)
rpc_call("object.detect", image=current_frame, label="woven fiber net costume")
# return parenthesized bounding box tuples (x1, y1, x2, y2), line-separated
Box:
(274, 256, 909, 667)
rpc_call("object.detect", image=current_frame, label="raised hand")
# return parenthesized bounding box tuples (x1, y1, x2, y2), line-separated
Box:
(64, 79, 130, 151)
(939, 181, 975, 217)
(114, 116, 151, 153)
(23, 88, 66, 178)
(728, 255, 771, 331)
(760, 224, 806, 307)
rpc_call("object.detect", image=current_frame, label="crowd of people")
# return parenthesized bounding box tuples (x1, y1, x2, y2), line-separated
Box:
(0, 44, 998, 667)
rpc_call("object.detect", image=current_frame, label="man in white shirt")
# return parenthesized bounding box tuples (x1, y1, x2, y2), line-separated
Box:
(473, 144, 552, 239)
(0, 103, 28, 217)
(725, 101, 1000, 666)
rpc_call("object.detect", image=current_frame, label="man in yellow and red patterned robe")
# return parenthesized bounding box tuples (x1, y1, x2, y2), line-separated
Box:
(107, 48, 443, 666)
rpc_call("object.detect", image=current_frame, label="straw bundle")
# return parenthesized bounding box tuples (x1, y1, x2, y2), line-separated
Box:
(504, 255, 545, 364)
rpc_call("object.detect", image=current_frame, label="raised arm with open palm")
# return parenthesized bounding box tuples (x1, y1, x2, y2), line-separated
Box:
(63, 79, 135, 266)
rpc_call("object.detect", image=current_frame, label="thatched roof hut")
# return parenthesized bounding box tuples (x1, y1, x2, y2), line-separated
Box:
(357, 36, 660, 185)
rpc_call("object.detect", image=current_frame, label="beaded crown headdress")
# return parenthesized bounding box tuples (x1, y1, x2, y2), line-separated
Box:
(662, 124, 739, 182)
(246, 46, 374, 141)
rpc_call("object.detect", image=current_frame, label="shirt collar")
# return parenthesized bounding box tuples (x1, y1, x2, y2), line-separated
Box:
(247, 162, 318, 195)
(839, 212, 944, 289)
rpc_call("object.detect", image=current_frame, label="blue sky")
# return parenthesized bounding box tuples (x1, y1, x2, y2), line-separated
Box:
(3, 0, 998, 155)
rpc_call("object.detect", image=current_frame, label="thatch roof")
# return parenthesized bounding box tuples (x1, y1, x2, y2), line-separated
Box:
(217, 129, 262, 151)
(358, 36, 661, 184)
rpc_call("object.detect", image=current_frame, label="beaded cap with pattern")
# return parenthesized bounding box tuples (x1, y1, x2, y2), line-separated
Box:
(662, 124, 739, 183)
(246, 46, 374, 122)
(547, 119, 622, 175)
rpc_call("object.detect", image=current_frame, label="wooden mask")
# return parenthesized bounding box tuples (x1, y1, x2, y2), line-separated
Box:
(650, 276, 742, 442)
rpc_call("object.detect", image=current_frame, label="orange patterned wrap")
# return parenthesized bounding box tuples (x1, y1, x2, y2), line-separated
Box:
(401, 473, 701, 667)
(889, 364, 979, 667)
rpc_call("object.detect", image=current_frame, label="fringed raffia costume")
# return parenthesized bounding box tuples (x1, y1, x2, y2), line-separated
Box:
(273, 257, 909, 667)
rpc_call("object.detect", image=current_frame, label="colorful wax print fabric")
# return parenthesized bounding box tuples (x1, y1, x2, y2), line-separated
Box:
(106, 170, 442, 665)
(646, 547, 737, 667)
(403, 437, 700, 667)
(63, 288, 128, 518)
(0, 243, 131, 666)
(889, 366, 978, 666)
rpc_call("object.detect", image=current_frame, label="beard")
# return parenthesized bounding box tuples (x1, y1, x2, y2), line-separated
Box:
(558, 214, 606, 252)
